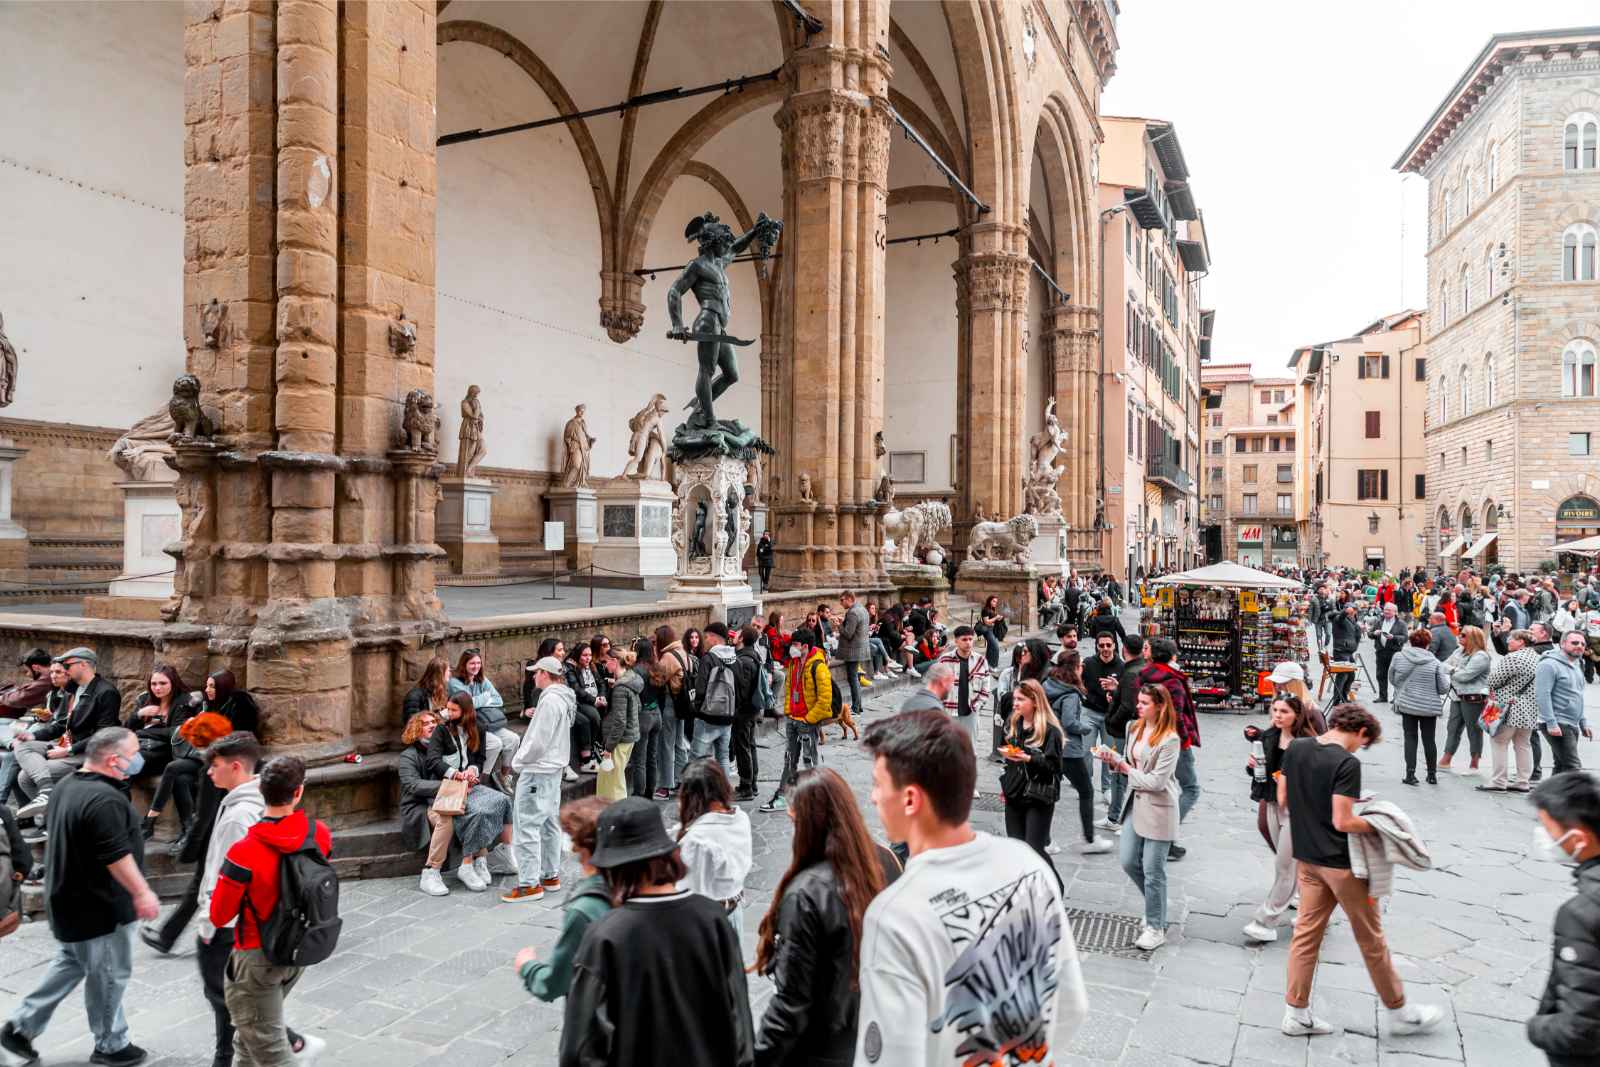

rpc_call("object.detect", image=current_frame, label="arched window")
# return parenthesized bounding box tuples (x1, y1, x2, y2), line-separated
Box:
(1460, 505, 1474, 537)
(1563, 223, 1598, 281)
(1438, 282, 1449, 328)
(1484, 353, 1496, 407)
(1486, 142, 1498, 191)
(1485, 246, 1496, 299)
(1459, 368, 1471, 416)
(1438, 373, 1449, 423)
(1443, 189, 1454, 231)
(1565, 113, 1599, 170)
(1563, 340, 1598, 398)
(1484, 500, 1498, 531)
(1460, 264, 1471, 312)
(1465, 171, 1475, 214)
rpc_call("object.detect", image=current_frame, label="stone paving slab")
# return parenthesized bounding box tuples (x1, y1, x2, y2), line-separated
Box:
(2, 623, 1597, 1064)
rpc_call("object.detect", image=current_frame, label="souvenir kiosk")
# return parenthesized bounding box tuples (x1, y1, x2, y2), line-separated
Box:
(1145, 563, 1308, 711)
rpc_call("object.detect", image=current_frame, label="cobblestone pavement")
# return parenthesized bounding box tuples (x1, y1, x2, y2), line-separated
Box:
(2, 631, 1597, 1066)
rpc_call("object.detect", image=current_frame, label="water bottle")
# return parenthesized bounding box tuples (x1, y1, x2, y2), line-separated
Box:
(1251, 740, 1267, 785)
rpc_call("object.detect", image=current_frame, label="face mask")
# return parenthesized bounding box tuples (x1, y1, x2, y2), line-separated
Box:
(788, 645, 804, 660)
(1532, 825, 1581, 865)
(121, 751, 146, 779)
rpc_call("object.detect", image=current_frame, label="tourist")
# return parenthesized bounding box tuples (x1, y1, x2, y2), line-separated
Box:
(1277, 704, 1444, 1038)
(751, 767, 887, 1066)
(1086, 598, 1127, 646)
(1310, 584, 1333, 650)
(1389, 629, 1449, 785)
(655, 624, 694, 797)
(1536, 631, 1592, 775)
(427, 692, 515, 891)
(756, 530, 774, 590)
(565, 642, 606, 775)
(764, 612, 789, 664)
(900, 661, 954, 713)
(0, 660, 71, 807)
(1370, 602, 1408, 704)
(855, 710, 1085, 1062)
(0, 649, 53, 718)
(130, 665, 198, 839)
(1098, 684, 1182, 950)
(1099, 634, 1148, 833)
(1329, 605, 1361, 703)
(513, 796, 611, 1002)
(837, 590, 870, 715)
(1042, 656, 1114, 858)
(193, 732, 319, 1066)
(1241, 694, 1320, 943)
(208, 755, 334, 1067)
(198, 670, 260, 736)
(993, 637, 1051, 760)
(398, 709, 454, 895)
(732, 624, 765, 800)
(450, 648, 515, 792)
(977, 594, 1007, 668)
(1440, 626, 1491, 773)
(1579, 598, 1600, 684)
(864, 600, 893, 679)
(558, 797, 753, 1067)
(502, 656, 574, 903)
(0, 728, 159, 1067)
(1082, 631, 1124, 797)
(675, 758, 753, 951)
(1482, 628, 1541, 792)
(629, 640, 664, 799)
(760, 627, 829, 814)
(1000, 678, 1066, 883)
(597, 645, 640, 802)
(1525, 771, 1600, 1064)
(1427, 611, 1459, 662)
(911, 624, 942, 674)
(691, 622, 739, 774)
(685, 626, 705, 662)
(402, 655, 451, 718)
(14, 648, 123, 819)
(1438, 587, 1459, 633)
(935, 625, 993, 793)
(1137, 638, 1200, 860)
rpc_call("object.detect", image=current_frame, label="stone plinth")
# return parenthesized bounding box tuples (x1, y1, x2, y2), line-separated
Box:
(667, 453, 753, 623)
(0, 439, 29, 584)
(109, 480, 179, 599)
(887, 562, 949, 615)
(1027, 514, 1069, 572)
(545, 486, 598, 566)
(956, 559, 1041, 632)
(438, 477, 499, 574)
(592, 479, 675, 589)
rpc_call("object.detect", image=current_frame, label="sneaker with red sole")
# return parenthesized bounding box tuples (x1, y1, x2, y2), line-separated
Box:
(500, 884, 544, 903)
(540, 876, 562, 891)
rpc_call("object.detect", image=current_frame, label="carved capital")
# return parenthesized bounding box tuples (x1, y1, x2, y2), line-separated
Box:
(777, 89, 870, 185)
(859, 104, 892, 189)
(599, 271, 645, 343)
(956, 252, 1031, 313)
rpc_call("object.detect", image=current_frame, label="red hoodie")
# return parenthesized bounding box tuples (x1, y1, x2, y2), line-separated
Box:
(209, 809, 333, 951)
(1137, 661, 1201, 750)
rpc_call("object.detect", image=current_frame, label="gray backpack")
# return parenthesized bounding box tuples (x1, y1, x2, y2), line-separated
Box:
(700, 658, 737, 720)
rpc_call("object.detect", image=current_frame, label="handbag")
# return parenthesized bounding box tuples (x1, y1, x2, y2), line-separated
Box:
(1479, 698, 1505, 737)
(431, 776, 469, 815)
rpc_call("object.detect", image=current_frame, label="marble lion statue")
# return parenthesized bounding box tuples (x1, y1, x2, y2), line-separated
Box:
(882, 500, 953, 565)
(402, 389, 440, 452)
(167, 373, 215, 440)
(966, 513, 1039, 564)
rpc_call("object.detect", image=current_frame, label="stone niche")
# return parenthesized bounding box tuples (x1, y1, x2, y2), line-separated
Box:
(666, 453, 753, 622)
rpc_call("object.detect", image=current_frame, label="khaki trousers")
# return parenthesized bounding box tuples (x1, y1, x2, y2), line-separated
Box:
(1286, 863, 1405, 1010)
(425, 810, 455, 868)
(1489, 726, 1533, 788)
(224, 947, 302, 1067)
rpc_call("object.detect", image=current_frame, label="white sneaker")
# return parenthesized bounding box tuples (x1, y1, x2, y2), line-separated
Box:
(457, 861, 488, 892)
(1387, 1003, 1445, 1036)
(909, 669, 921, 679)
(294, 1033, 328, 1064)
(874, 672, 889, 681)
(472, 854, 492, 885)
(1133, 926, 1166, 951)
(1281, 1006, 1333, 1036)
(486, 843, 518, 875)
(972, 788, 980, 799)
(1081, 839, 1114, 854)
(1094, 816, 1120, 831)
(579, 759, 600, 773)
(1241, 920, 1278, 943)
(16, 792, 49, 819)
(561, 766, 578, 782)
(418, 867, 449, 897)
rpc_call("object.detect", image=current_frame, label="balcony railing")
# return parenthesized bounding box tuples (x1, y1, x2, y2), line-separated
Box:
(1146, 459, 1192, 492)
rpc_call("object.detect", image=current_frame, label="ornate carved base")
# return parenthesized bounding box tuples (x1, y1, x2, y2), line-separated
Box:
(667, 454, 753, 619)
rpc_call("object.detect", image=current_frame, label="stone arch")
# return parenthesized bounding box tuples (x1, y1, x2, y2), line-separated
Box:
(888, 17, 967, 184)
(941, 1, 1019, 235)
(437, 20, 615, 276)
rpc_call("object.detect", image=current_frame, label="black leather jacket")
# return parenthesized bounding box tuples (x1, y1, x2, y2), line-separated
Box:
(1529, 858, 1600, 1066)
(755, 862, 861, 1067)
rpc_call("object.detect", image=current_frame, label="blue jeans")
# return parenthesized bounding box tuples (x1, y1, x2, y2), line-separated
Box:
(1084, 711, 1112, 791)
(1105, 733, 1128, 820)
(512, 770, 561, 885)
(691, 722, 733, 777)
(1119, 825, 1170, 930)
(868, 638, 890, 674)
(843, 660, 865, 713)
(8, 921, 135, 1054)
(1175, 746, 1200, 825)
(0, 748, 18, 805)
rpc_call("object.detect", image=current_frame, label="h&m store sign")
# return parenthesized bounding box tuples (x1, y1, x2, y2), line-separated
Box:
(1237, 525, 1263, 544)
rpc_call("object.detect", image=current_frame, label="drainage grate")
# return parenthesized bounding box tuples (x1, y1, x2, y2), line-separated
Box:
(1066, 907, 1156, 961)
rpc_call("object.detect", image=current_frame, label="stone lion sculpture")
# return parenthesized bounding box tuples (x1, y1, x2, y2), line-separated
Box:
(966, 513, 1039, 564)
(401, 389, 440, 452)
(167, 373, 216, 440)
(882, 500, 952, 566)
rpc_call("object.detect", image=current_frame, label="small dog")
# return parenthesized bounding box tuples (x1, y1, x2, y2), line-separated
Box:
(815, 697, 859, 744)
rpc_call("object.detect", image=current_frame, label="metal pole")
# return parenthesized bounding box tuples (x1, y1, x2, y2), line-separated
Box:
(589, 563, 595, 608)
(546, 553, 559, 600)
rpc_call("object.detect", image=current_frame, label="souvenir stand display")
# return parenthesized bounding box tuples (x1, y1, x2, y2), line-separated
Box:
(1147, 563, 1308, 711)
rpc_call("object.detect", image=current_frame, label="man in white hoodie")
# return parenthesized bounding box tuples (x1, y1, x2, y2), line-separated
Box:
(195, 732, 321, 1067)
(502, 656, 574, 903)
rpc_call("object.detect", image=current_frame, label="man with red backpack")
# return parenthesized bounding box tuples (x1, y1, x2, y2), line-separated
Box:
(1138, 638, 1202, 862)
(209, 756, 334, 1067)
(759, 627, 831, 814)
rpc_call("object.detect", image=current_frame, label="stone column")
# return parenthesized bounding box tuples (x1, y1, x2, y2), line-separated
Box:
(769, 4, 892, 590)
(956, 239, 1030, 524)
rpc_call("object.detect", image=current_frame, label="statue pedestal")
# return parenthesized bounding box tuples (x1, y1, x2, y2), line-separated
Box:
(438, 477, 499, 574)
(1027, 514, 1069, 571)
(85, 481, 179, 619)
(887, 562, 949, 615)
(667, 453, 753, 623)
(956, 560, 1041, 632)
(544, 487, 598, 565)
(0, 439, 30, 584)
(592, 479, 676, 589)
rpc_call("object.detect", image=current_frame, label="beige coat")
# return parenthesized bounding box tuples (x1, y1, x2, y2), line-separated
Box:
(1123, 728, 1181, 841)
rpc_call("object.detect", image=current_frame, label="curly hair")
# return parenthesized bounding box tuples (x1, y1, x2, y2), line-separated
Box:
(401, 710, 437, 746)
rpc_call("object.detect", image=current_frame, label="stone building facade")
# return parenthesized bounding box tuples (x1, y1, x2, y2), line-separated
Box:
(1397, 26, 1600, 574)
(1199, 365, 1297, 569)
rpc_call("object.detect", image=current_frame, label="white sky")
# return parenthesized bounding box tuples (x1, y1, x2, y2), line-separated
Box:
(1100, 1, 1600, 373)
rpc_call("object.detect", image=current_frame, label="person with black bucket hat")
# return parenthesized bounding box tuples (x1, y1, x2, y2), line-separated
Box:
(558, 796, 754, 1067)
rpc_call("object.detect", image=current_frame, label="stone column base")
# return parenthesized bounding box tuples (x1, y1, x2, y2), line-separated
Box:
(956, 560, 1042, 632)
(438, 477, 499, 574)
(887, 562, 950, 616)
(109, 480, 179, 599)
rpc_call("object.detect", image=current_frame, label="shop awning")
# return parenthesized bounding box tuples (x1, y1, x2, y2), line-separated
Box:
(1462, 532, 1498, 560)
(1439, 535, 1467, 558)
(1150, 562, 1304, 590)
(1557, 534, 1600, 555)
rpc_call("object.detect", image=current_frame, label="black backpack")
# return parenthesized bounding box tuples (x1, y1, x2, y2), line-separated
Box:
(810, 659, 844, 716)
(249, 821, 341, 967)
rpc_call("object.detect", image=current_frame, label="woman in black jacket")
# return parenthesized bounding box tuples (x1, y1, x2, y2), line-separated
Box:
(565, 642, 608, 774)
(424, 693, 513, 892)
(403, 655, 451, 718)
(1000, 679, 1066, 887)
(200, 670, 260, 736)
(752, 767, 887, 1067)
(137, 666, 202, 839)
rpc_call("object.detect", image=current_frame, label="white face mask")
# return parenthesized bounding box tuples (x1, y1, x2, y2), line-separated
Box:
(788, 644, 804, 660)
(1532, 825, 1582, 865)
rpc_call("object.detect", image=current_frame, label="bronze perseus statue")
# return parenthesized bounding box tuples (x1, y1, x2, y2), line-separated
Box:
(666, 210, 781, 429)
